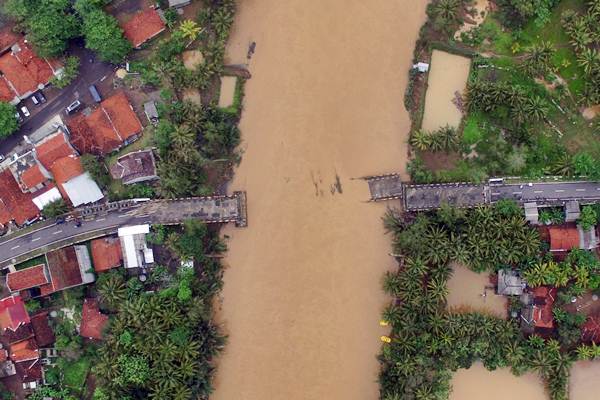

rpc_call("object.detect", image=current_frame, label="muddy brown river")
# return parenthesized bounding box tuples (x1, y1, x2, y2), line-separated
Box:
(213, 1, 426, 399)
(210, 1, 592, 399)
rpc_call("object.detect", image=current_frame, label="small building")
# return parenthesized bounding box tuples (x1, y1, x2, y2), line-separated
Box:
(121, 8, 166, 49)
(0, 296, 30, 332)
(79, 299, 108, 340)
(412, 62, 429, 72)
(143, 101, 159, 125)
(0, 39, 63, 105)
(0, 169, 39, 227)
(497, 269, 524, 296)
(29, 313, 55, 348)
(38, 246, 95, 297)
(168, 0, 191, 8)
(61, 173, 104, 207)
(68, 91, 143, 155)
(110, 149, 158, 185)
(91, 236, 123, 272)
(524, 202, 539, 224)
(565, 201, 581, 222)
(118, 225, 154, 269)
(521, 286, 557, 333)
(6, 265, 50, 293)
(549, 225, 598, 252)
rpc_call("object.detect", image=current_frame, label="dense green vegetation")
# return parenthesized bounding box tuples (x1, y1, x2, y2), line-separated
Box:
(41, 199, 69, 218)
(0, 102, 18, 138)
(379, 203, 600, 400)
(3, 0, 129, 62)
(92, 220, 226, 399)
(407, 0, 600, 183)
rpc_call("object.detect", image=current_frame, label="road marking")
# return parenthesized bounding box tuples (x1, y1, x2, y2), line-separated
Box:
(31, 237, 40, 242)
(10, 245, 19, 250)
(53, 230, 62, 235)
(534, 190, 543, 193)
(492, 192, 500, 196)
(576, 188, 586, 192)
(555, 189, 565, 193)
(96, 218, 106, 222)
(512, 191, 522, 195)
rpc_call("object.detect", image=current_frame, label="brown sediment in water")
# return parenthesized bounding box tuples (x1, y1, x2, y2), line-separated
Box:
(212, 1, 427, 399)
(570, 360, 600, 400)
(421, 50, 471, 132)
(450, 363, 547, 400)
(446, 263, 507, 318)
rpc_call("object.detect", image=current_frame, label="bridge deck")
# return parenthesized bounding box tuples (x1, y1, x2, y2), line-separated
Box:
(366, 174, 404, 201)
(404, 183, 488, 211)
(0, 192, 248, 269)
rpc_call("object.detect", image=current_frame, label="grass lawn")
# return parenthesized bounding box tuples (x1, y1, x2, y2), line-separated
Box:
(15, 255, 46, 270)
(63, 357, 91, 392)
(518, 0, 587, 94)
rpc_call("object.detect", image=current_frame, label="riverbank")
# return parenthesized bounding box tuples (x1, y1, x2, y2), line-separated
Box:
(212, 1, 427, 399)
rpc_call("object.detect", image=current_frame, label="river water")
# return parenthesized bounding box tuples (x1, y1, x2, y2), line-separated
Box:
(213, 1, 427, 399)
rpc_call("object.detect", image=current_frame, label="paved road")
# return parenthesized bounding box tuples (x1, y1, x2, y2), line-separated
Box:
(0, 196, 246, 267)
(490, 181, 600, 204)
(0, 42, 114, 156)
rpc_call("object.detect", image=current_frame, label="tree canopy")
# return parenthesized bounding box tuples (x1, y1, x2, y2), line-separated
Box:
(0, 102, 18, 138)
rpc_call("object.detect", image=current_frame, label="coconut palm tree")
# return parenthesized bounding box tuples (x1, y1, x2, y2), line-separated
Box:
(577, 48, 599, 75)
(179, 19, 203, 42)
(410, 129, 432, 151)
(524, 96, 549, 122)
(522, 41, 555, 76)
(97, 272, 127, 310)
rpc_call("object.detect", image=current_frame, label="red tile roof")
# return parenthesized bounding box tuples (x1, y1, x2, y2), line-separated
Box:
(15, 359, 42, 381)
(2, 323, 33, 345)
(0, 296, 30, 332)
(30, 312, 55, 347)
(549, 226, 580, 251)
(0, 39, 57, 98)
(50, 155, 83, 186)
(0, 76, 16, 102)
(0, 169, 39, 226)
(91, 237, 123, 272)
(532, 286, 556, 329)
(102, 91, 143, 141)
(39, 247, 83, 296)
(80, 298, 108, 340)
(20, 164, 47, 190)
(122, 9, 166, 48)
(6, 265, 49, 292)
(10, 339, 38, 362)
(0, 27, 18, 52)
(68, 91, 142, 155)
(34, 131, 75, 171)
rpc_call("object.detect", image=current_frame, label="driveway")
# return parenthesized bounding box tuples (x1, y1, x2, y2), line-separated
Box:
(0, 40, 115, 156)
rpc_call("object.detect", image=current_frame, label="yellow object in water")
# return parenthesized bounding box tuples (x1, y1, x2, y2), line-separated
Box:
(379, 320, 389, 326)
(380, 336, 392, 343)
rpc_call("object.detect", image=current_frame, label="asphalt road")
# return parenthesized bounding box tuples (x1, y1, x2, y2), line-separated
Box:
(0, 41, 114, 156)
(0, 196, 244, 266)
(490, 181, 600, 203)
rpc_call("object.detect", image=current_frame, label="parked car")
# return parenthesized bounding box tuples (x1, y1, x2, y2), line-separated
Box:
(15, 112, 23, 123)
(31, 95, 39, 105)
(66, 100, 81, 114)
(20, 106, 30, 117)
(0, 155, 5, 162)
(35, 91, 46, 103)
(89, 85, 101, 103)
(55, 217, 65, 224)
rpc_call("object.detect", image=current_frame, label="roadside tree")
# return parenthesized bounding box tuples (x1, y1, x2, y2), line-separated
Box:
(80, 10, 131, 63)
(0, 102, 18, 138)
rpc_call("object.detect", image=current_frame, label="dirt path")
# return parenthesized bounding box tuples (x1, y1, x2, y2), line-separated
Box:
(213, 2, 427, 399)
